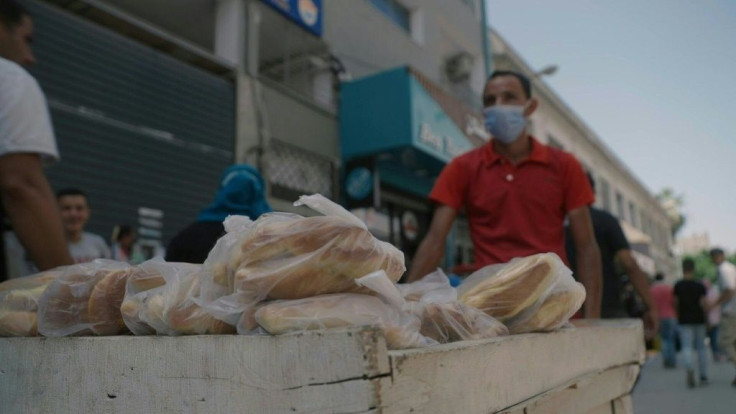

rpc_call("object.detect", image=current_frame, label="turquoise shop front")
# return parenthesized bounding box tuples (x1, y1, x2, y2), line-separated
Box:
(339, 66, 483, 275)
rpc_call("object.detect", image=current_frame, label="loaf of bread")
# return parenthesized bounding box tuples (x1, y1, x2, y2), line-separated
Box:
(37, 261, 133, 337)
(0, 310, 38, 337)
(255, 293, 427, 349)
(458, 253, 561, 321)
(233, 214, 406, 301)
(509, 281, 586, 334)
(88, 269, 131, 335)
(0, 270, 64, 336)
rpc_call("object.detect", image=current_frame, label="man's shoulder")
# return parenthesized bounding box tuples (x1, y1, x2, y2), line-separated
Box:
(0, 58, 38, 89)
(452, 145, 486, 165)
(83, 232, 108, 246)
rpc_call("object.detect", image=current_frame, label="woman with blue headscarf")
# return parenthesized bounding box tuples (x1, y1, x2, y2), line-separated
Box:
(165, 164, 272, 263)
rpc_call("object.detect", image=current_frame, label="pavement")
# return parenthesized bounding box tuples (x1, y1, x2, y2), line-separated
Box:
(632, 352, 735, 413)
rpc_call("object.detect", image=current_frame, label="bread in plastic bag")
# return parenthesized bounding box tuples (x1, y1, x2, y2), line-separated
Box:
(165, 265, 235, 335)
(0, 270, 63, 336)
(198, 194, 406, 326)
(458, 253, 562, 322)
(397, 269, 508, 343)
(508, 275, 586, 334)
(255, 293, 430, 349)
(38, 260, 132, 337)
(122, 260, 235, 335)
(120, 260, 170, 335)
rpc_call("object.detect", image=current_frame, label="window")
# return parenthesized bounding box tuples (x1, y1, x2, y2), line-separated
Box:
(628, 202, 638, 228)
(369, 0, 410, 32)
(615, 191, 625, 220)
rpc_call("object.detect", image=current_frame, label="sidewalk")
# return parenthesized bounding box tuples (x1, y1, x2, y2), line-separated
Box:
(632, 352, 735, 413)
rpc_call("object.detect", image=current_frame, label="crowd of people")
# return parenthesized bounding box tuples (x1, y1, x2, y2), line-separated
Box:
(651, 250, 736, 388)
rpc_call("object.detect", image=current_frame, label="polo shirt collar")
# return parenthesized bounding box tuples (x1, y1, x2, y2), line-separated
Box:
(483, 136, 550, 166)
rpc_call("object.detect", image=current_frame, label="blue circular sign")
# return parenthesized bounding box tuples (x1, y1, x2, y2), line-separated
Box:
(346, 167, 373, 200)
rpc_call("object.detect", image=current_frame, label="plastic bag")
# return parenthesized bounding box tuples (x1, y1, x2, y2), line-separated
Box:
(0, 269, 63, 336)
(255, 294, 426, 349)
(416, 301, 509, 343)
(508, 272, 586, 334)
(38, 260, 133, 337)
(198, 194, 406, 327)
(122, 260, 235, 336)
(398, 268, 457, 303)
(121, 260, 171, 335)
(458, 253, 565, 323)
(398, 269, 508, 343)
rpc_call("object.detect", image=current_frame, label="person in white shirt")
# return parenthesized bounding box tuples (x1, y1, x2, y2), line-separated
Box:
(0, 0, 72, 278)
(706, 248, 736, 387)
(56, 188, 110, 263)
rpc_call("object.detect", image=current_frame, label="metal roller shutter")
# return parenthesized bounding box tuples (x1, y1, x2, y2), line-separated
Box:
(26, 1, 235, 252)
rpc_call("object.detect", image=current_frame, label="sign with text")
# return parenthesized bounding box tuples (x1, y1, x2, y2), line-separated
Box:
(262, 0, 323, 37)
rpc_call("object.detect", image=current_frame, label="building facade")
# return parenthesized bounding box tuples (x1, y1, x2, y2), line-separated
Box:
(27, 0, 675, 276)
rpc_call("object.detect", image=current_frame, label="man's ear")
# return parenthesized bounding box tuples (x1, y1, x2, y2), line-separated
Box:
(524, 97, 539, 117)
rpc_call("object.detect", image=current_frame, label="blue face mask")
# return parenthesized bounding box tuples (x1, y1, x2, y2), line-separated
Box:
(483, 105, 527, 144)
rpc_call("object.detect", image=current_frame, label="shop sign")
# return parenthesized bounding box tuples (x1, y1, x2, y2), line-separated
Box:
(344, 157, 379, 209)
(262, 0, 323, 37)
(418, 123, 466, 159)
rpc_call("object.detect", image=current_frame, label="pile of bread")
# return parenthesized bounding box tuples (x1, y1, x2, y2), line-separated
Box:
(0, 194, 585, 348)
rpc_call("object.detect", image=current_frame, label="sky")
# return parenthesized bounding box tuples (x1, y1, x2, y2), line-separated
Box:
(486, 0, 736, 251)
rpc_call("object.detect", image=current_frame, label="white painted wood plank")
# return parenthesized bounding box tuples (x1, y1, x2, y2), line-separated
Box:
(378, 319, 644, 414)
(513, 365, 639, 414)
(611, 395, 633, 414)
(585, 402, 613, 414)
(0, 327, 389, 414)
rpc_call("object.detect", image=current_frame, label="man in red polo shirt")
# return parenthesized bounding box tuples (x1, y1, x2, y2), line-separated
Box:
(406, 70, 602, 318)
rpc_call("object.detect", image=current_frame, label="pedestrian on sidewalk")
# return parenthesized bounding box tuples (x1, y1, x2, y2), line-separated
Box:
(704, 279, 724, 362)
(651, 273, 677, 368)
(673, 258, 708, 387)
(705, 248, 736, 387)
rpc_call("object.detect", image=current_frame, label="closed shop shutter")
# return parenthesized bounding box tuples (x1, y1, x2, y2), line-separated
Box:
(26, 1, 235, 253)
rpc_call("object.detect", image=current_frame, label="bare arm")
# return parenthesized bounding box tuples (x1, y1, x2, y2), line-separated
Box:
(568, 206, 602, 318)
(0, 153, 73, 270)
(617, 249, 658, 336)
(405, 205, 457, 283)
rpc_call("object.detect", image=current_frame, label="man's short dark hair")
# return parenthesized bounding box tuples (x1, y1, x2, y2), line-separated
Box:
(710, 247, 724, 257)
(0, 0, 29, 28)
(682, 258, 695, 273)
(488, 70, 532, 99)
(655, 273, 664, 281)
(56, 187, 88, 202)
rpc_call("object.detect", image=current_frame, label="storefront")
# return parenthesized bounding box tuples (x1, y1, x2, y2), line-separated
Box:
(340, 66, 485, 274)
(22, 1, 236, 263)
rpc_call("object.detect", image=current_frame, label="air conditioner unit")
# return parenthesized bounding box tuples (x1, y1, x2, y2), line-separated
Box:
(445, 52, 475, 82)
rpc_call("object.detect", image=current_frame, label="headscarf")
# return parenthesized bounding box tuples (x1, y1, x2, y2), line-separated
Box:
(197, 164, 272, 222)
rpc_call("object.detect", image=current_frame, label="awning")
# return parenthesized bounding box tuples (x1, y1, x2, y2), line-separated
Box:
(340, 67, 482, 201)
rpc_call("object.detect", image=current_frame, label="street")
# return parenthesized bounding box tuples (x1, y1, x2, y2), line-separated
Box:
(633, 352, 735, 413)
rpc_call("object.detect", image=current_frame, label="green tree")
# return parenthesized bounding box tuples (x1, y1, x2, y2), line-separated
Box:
(682, 249, 736, 283)
(656, 188, 686, 237)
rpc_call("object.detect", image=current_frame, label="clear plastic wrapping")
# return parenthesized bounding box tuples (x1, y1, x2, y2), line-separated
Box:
(254, 292, 430, 349)
(37, 260, 132, 337)
(399, 269, 508, 343)
(198, 194, 406, 327)
(122, 260, 235, 336)
(458, 253, 584, 334)
(0, 269, 63, 336)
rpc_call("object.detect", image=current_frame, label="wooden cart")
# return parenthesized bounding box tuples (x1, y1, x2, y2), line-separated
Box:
(0, 319, 643, 413)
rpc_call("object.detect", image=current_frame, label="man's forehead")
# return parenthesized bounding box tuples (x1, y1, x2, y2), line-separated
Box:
(485, 75, 525, 95)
